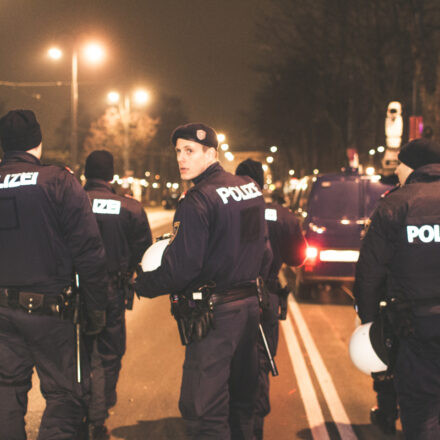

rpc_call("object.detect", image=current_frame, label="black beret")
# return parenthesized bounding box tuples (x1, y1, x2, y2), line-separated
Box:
(235, 158, 264, 188)
(398, 138, 440, 170)
(171, 123, 218, 149)
(0, 109, 42, 152)
(85, 150, 114, 182)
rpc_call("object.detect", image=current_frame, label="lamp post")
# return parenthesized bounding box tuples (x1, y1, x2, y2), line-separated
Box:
(48, 42, 105, 171)
(107, 89, 151, 175)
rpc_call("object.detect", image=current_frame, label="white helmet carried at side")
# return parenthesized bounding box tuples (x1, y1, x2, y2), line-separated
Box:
(349, 321, 388, 375)
(141, 237, 171, 272)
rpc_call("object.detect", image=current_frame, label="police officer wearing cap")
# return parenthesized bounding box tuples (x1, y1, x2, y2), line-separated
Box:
(0, 110, 108, 439)
(135, 123, 272, 439)
(354, 138, 440, 438)
(83, 150, 152, 439)
(236, 159, 306, 440)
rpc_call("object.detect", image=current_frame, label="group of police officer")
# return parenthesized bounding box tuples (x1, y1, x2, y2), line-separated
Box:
(0, 112, 306, 440)
(0, 108, 438, 440)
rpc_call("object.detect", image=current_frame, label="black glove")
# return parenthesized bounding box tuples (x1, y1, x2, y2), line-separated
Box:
(134, 272, 163, 299)
(84, 309, 106, 335)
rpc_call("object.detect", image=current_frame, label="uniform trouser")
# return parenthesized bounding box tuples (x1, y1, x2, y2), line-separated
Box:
(179, 296, 260, 440)
(87, 282, 126, 425)
(253, 292, 279, 440)
(371, 371, 398, 418)
(394, 337, 440, 439)
(0, 307, 89, 440)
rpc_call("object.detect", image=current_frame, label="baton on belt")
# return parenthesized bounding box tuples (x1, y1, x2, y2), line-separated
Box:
(73, 273, 82, 383)
(259, 323, 279, 377)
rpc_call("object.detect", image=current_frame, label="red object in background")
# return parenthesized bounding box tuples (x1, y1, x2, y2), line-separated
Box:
(409, 116, 423, 141)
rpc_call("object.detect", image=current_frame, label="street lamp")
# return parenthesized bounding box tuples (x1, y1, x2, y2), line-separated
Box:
(106, 88, 151, 174)
(48, 42, 105, 171)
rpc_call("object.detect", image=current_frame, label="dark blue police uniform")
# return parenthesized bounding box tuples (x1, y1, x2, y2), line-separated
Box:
(354, 161, 440, 439)
(254, 201, 305, 438)
(84, 177, 152, 427)
(136, 162, 272, 439)
(0, 151, 108, 439)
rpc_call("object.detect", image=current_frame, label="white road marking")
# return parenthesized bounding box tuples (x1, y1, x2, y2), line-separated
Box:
(287, 295, 357, 439)
(281, 314, 330, 439)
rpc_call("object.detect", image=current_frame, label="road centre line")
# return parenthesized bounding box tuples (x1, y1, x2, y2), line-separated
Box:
(288, 295, 358, 440)
(281, 314, 330, 439)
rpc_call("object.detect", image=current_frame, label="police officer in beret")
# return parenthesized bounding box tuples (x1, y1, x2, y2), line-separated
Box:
(0, 110, 108, 439)
(135, 123, 272, 439)
(83, 150, 152, 439)
(354, 138, 440, 438)
(236, 159, 306, 440)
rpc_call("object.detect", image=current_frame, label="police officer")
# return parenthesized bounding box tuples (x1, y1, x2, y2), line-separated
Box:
(135, 123, 272, 439)
(83, 150, 152, 439)
(0, 110, 108, 439)
(354, 138, 440, 439)
(236, 159, 306, 440)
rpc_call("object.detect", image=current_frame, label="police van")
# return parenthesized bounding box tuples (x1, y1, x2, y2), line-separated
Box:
(291, 170, 395, 298)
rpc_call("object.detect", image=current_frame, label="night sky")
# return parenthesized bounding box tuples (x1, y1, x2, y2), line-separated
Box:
(0, 0, 265, 149)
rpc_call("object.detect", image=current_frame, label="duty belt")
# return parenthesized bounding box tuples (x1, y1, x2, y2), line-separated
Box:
(0, 288, 65, 317)
(209, 285, 257, 306)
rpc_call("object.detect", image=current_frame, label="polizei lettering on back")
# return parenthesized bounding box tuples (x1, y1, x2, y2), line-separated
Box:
(0, 172, 39, 189)
(92, 199, 121, 215)
(216, 182, 263, 204)
(407, 224, 440, 243)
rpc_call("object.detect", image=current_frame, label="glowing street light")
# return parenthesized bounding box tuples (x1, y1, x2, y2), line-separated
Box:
(217, 133, 226, 143)
(369, 149, 376, 156)
(48, 47, 62, 60)
(266, 156, 274, 164)
(313, 169, 319, 175)
(220, 143, 229, 151)
(107, 88, 151, 173)
(270, 146, 278, 153)
(225, 151, 234, 161)
(289, 169, 295, 176)
(48, 42, 105, 171)
(83, 43, 105, 64)
(377, 146, 385, 153)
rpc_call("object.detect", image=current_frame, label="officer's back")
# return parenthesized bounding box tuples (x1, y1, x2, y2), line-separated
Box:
(0, 109, 107, 439)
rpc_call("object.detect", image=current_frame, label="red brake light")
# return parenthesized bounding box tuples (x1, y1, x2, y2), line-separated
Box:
(306, 246, 318, 260)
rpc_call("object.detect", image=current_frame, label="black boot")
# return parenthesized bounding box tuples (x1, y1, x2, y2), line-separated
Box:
(370, 407, 396, 435)
(88, 423, 110, 440)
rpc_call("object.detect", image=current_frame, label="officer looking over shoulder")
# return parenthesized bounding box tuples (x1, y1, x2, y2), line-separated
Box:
(83, 150, 152, 439)
(135, 123, 272, 440)
(235, 159, 306, 440)
(0, 110, 108, 439)
(354, 138, 440, 439)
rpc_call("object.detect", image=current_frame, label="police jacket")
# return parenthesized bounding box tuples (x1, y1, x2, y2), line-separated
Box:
(265, 202, 306, 290)
(354, 164, 440, 325)
(0, 151, 108, 311)
(84, 179, 152, 274)
(136, 162, 272, 297)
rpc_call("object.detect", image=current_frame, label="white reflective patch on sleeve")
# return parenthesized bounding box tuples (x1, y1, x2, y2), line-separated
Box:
(92, 199, 121, 214)
(265, 208, 277, 222)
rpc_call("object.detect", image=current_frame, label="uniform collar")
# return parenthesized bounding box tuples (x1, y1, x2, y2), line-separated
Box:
(406, 163, 440, 184)
(1, 150, 41, 165)
(192, 162, 223, 185)
(84, 178, 115, 193)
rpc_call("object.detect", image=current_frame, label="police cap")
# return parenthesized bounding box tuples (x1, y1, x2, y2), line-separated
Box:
(235, 158, 264, 188)
(171, 123, 218, 149)
(398, 138, 440, 170)
(0, 109, 42, 152)
(85, 150, 114, 182)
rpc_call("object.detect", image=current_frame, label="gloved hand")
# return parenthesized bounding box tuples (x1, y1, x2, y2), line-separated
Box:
(188, 309, 215, 342)
(134, 272, 163, 298)
(84, 309, 106, 335)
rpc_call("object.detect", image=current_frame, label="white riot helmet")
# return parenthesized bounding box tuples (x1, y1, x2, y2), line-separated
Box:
(349, 321, 388, 375)
(141, 237, 171, 272)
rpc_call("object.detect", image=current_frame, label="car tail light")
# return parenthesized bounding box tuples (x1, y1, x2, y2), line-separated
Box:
(306, 246, 318, 260)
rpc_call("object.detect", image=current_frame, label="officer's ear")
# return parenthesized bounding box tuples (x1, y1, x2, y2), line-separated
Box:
(206, 146, 217, 161)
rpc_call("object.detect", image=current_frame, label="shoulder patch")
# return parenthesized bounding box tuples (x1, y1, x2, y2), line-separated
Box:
(64, 166, 74, 175)
(381, 185, 400, 198)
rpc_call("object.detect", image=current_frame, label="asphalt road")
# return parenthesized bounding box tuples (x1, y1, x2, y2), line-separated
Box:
(25, 210, 404, 439)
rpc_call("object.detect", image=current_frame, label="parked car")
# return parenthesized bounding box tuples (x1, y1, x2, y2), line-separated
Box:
(291, 169, 395, 297)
